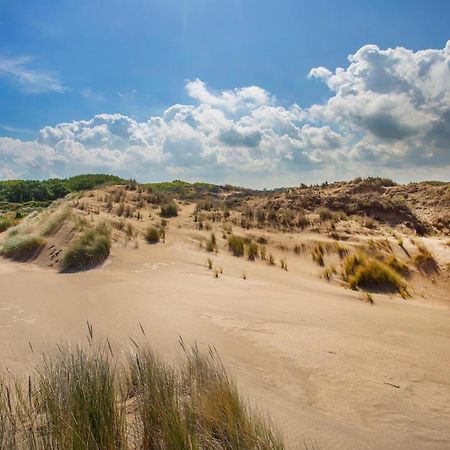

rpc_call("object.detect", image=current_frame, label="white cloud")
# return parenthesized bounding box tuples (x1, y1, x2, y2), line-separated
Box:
(1, 41, 449, 187)
(0, 56, 68, 94)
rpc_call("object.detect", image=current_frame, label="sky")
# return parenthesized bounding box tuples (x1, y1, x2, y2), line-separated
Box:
(0, 0, 449, 187)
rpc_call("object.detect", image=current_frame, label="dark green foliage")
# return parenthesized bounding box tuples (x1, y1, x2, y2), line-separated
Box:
(0, 174, 124, 204)
(62, 224, 111, 269)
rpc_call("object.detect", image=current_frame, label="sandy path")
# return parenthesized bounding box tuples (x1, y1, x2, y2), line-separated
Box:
(0, 224, 449, 449)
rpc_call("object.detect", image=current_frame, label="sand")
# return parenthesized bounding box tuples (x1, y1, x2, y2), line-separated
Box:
(0, 207, 449, 449)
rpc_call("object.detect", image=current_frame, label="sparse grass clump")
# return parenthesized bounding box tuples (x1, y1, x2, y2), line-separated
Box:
(62, 223, 111, 269)
(145, 226, 160, 244)
(205, 233, 217, 252)
(322, 265, 337, 281)
(0, 215, 16, 233)
(228, 234, 245, 257)
(311, 244, 325, 266)
(42, 207, 71, 236)
(343, 252, 407, 294)
(0, 234, 46, 260)
(385, 255, 410, 277)
(247, 242, 259, 260)
(160, 200, 178, 218)
(413, 245, 439, 274)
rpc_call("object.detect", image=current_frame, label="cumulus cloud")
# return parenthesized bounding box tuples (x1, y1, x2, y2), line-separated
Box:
(0, 56, 68, 94)
(0, 42, 449, 186)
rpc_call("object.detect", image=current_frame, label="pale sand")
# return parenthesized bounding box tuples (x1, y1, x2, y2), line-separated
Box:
(0, 213, 449, 449)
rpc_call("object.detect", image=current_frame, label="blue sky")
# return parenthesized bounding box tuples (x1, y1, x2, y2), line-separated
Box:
(0, 0, 449, 186)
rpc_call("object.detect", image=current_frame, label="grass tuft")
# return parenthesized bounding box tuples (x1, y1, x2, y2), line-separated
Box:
(227, 234, 245, 257)
(62, 223, 111, 269)
(144, 226, 160, 244)
(0, 234, 46, 260)
(343, 252, 407, 294)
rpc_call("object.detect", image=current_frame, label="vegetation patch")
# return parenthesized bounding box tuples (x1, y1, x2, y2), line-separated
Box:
(0, 215, 16, 233)
(160, 200, 178, 218)
(144, 226, 161, 244)
(0, 340, 284, 449)
(42, 207, 71, 236)
(0, 234, 46, 260)
(413, 246, 439, 274)
(62, 224, 111, 269)
(227, 234, 245, 257)
(343, 252, 407, 294)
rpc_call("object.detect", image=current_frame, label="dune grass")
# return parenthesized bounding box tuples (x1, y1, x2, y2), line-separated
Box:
(144, 226, 160, 244)
(0, 340, 284, 449)
(62, 223, 111, 269)
(41, 207, 71, 236)
(343, 252, 407, 294)
(0, 234, 46, 260)
(160, 200, 178, 218)
(228, 234, 245, 257)
(413, 245, 439, 274)
(0, 216, 16, 233)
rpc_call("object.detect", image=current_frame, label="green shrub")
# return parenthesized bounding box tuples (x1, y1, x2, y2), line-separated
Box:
(160, 201, 178, 218)
(0, 234, 46, 260)
(62, 224, 111, 269)
(145, 226, 160, 244)
(228, 235, 245, 257)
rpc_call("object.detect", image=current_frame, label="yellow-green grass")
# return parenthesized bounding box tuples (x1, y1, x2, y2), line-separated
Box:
(343, 252, 407, 294)
(144, 226, 160, 244)
(62, 223, 111, 269)
(0, 341, 284, 449)
(0, 234, 46, 260)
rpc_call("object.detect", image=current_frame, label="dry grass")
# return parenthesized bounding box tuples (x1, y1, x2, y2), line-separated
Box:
(0, 338, 285, 449)
(228, 235, 245, 257)
(0, 216, 17, 233)
(413, 245, 439, 274)
(343, 252, 407, 294)
(42, 208, 71, 236)
(144, 226, 160, 244)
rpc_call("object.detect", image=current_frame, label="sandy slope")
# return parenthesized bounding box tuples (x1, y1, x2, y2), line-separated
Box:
(0, 206, 449, 449)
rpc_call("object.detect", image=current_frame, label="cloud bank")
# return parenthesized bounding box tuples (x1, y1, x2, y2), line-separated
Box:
(1, 41, 449, 186)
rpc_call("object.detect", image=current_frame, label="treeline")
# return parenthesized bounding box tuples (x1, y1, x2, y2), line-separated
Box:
(0, 174, 124, 203)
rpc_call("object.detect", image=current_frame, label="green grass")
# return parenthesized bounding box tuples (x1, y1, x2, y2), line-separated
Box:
(0, 216, 17, 233)
(0, 234, 46, 260)
(228, 234, 245, 257)
(0, 340, 284, 449)
(62, 223, 111, 269)
(144, 226, 160, 244)
(343, 252, 407, 293)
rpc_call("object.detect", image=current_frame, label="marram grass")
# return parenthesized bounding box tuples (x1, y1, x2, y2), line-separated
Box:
(0, 337, 285, 449)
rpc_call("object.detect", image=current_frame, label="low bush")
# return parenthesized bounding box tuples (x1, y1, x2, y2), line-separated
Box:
(228, 234, 245, 257)
(145, 226, 160, 244)
(62, 224, 111, 269)
(0, 234, 46, 260)
(160, 201, 178, 218)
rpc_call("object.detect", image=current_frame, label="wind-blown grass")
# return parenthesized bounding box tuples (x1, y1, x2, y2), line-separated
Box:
(0, 234, 46, 260)
(343, 252, 407, 294)
(62, 223, 111, 269)
(0, 339, 285, 449)
(0, 216, 16, 233)
(41, 207, 71, 236)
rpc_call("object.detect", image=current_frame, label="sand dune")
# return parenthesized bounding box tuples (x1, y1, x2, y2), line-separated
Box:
(1, 200, 449, 449)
